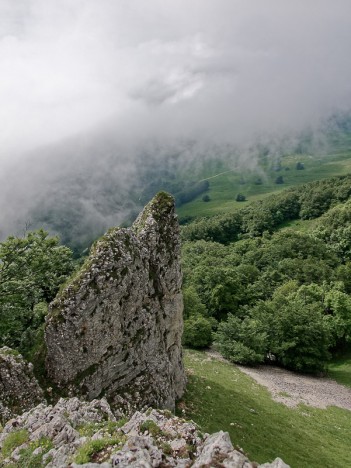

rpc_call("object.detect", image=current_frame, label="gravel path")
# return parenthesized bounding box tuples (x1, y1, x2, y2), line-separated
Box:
(206, 351, 351, 410)
(237, 365, 351, 410)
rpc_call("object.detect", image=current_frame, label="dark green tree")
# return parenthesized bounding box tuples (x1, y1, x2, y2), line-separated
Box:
(236, 193, 246, 202)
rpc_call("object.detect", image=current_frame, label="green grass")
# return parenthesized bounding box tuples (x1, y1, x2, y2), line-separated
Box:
(1, 429, 29, 458)
(177, 350, 351, 468)
(328, 348, 351, 388)
(176, 150, 351, 220)
(74, 435, 126, 464)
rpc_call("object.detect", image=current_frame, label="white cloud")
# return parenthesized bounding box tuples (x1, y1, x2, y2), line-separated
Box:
(0, 0, 350, 158)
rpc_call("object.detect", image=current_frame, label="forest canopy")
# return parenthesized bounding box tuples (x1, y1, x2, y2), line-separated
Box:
(181, 176, 351, 371)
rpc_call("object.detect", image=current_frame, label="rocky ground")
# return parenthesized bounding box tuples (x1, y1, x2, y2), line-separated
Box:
(0, 397, 289, 467)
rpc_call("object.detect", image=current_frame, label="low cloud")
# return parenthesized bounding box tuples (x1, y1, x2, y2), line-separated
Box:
(1, 0, 351, 241)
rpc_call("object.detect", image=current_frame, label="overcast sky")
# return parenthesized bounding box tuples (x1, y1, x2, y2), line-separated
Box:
(1, 1, 351, 241)
(1, 0, 351, 162)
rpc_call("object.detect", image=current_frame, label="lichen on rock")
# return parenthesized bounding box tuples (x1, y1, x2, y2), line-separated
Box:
(44, 192, 186, 411)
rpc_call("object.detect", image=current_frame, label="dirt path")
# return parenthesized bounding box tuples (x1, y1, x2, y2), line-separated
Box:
(206, 351, 351, 410)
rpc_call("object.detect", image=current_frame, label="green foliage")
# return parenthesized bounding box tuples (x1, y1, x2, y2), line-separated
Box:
(275, 175, 284, 184)
(296, 161, 305, 170)
(182, 212, 243, 243)
(236, 193, 246, 202)
(181, 179, 351, 370)
(74, 435, 125, 464)
(267, 296, 332, 372)
(0, 229, 74, 351)
(181, 174, 351, 244)
(1, 429, 29, 458)
(214, 315, 267, 364)
(183, 286, 207, 319)
(139, 419, 162, 437)
(18, 437, 53, 468)
(77, 419, 127, 437)
(183, 316, 213, 349)
(312, 201, 351, 262)
(160, 441, 173, 455)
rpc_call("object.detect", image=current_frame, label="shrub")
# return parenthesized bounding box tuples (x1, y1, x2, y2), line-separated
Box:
(268, 297, 332, 372)
(236, 193, 246, 202)
(182, 316, 213, 349)
(214, 315, 268, 365)
(296, 162, 305, 170)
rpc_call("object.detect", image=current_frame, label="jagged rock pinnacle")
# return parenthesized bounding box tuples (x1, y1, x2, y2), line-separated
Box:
(45, 192, 186, 411)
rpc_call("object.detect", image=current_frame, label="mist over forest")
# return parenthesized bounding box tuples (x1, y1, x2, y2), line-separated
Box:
(1, 1, 351, 252)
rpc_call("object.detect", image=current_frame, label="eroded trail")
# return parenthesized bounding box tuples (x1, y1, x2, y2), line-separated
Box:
(206, 351, 351, 410)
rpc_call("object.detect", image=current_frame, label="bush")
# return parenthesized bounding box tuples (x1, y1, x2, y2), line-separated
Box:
(296, 162, 305, 170)
(275, 176, 284, 184)
(268, 298, 332, 372)
(183, 316, 213, 348)
(214, 315, 268, 364)
(202, 194, 211, 202)
(236, 193, 246, 202)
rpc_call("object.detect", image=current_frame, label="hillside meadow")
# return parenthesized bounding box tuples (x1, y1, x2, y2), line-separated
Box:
(177, 350, 351, 468)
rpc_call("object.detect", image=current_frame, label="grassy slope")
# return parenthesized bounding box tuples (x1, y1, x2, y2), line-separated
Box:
(178, 350, 351, 468)
(328, 349, 351, 388)
(176, 139, 351, 219)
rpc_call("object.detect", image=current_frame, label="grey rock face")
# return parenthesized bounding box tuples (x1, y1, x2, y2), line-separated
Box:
(0, 398, 290, 467)
(0, 346, 46, 424)
(45, 192, 185, 411)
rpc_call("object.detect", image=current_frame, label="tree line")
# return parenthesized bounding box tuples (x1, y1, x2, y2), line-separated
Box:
(182, 174, 351, 243)
(182, 177, 351, 372)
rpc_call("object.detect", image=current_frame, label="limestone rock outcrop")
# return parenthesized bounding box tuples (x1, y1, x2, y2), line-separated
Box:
(0, 398, 290, 467)
(45, 192, 185, 411)
(0, 347, 46, 424)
